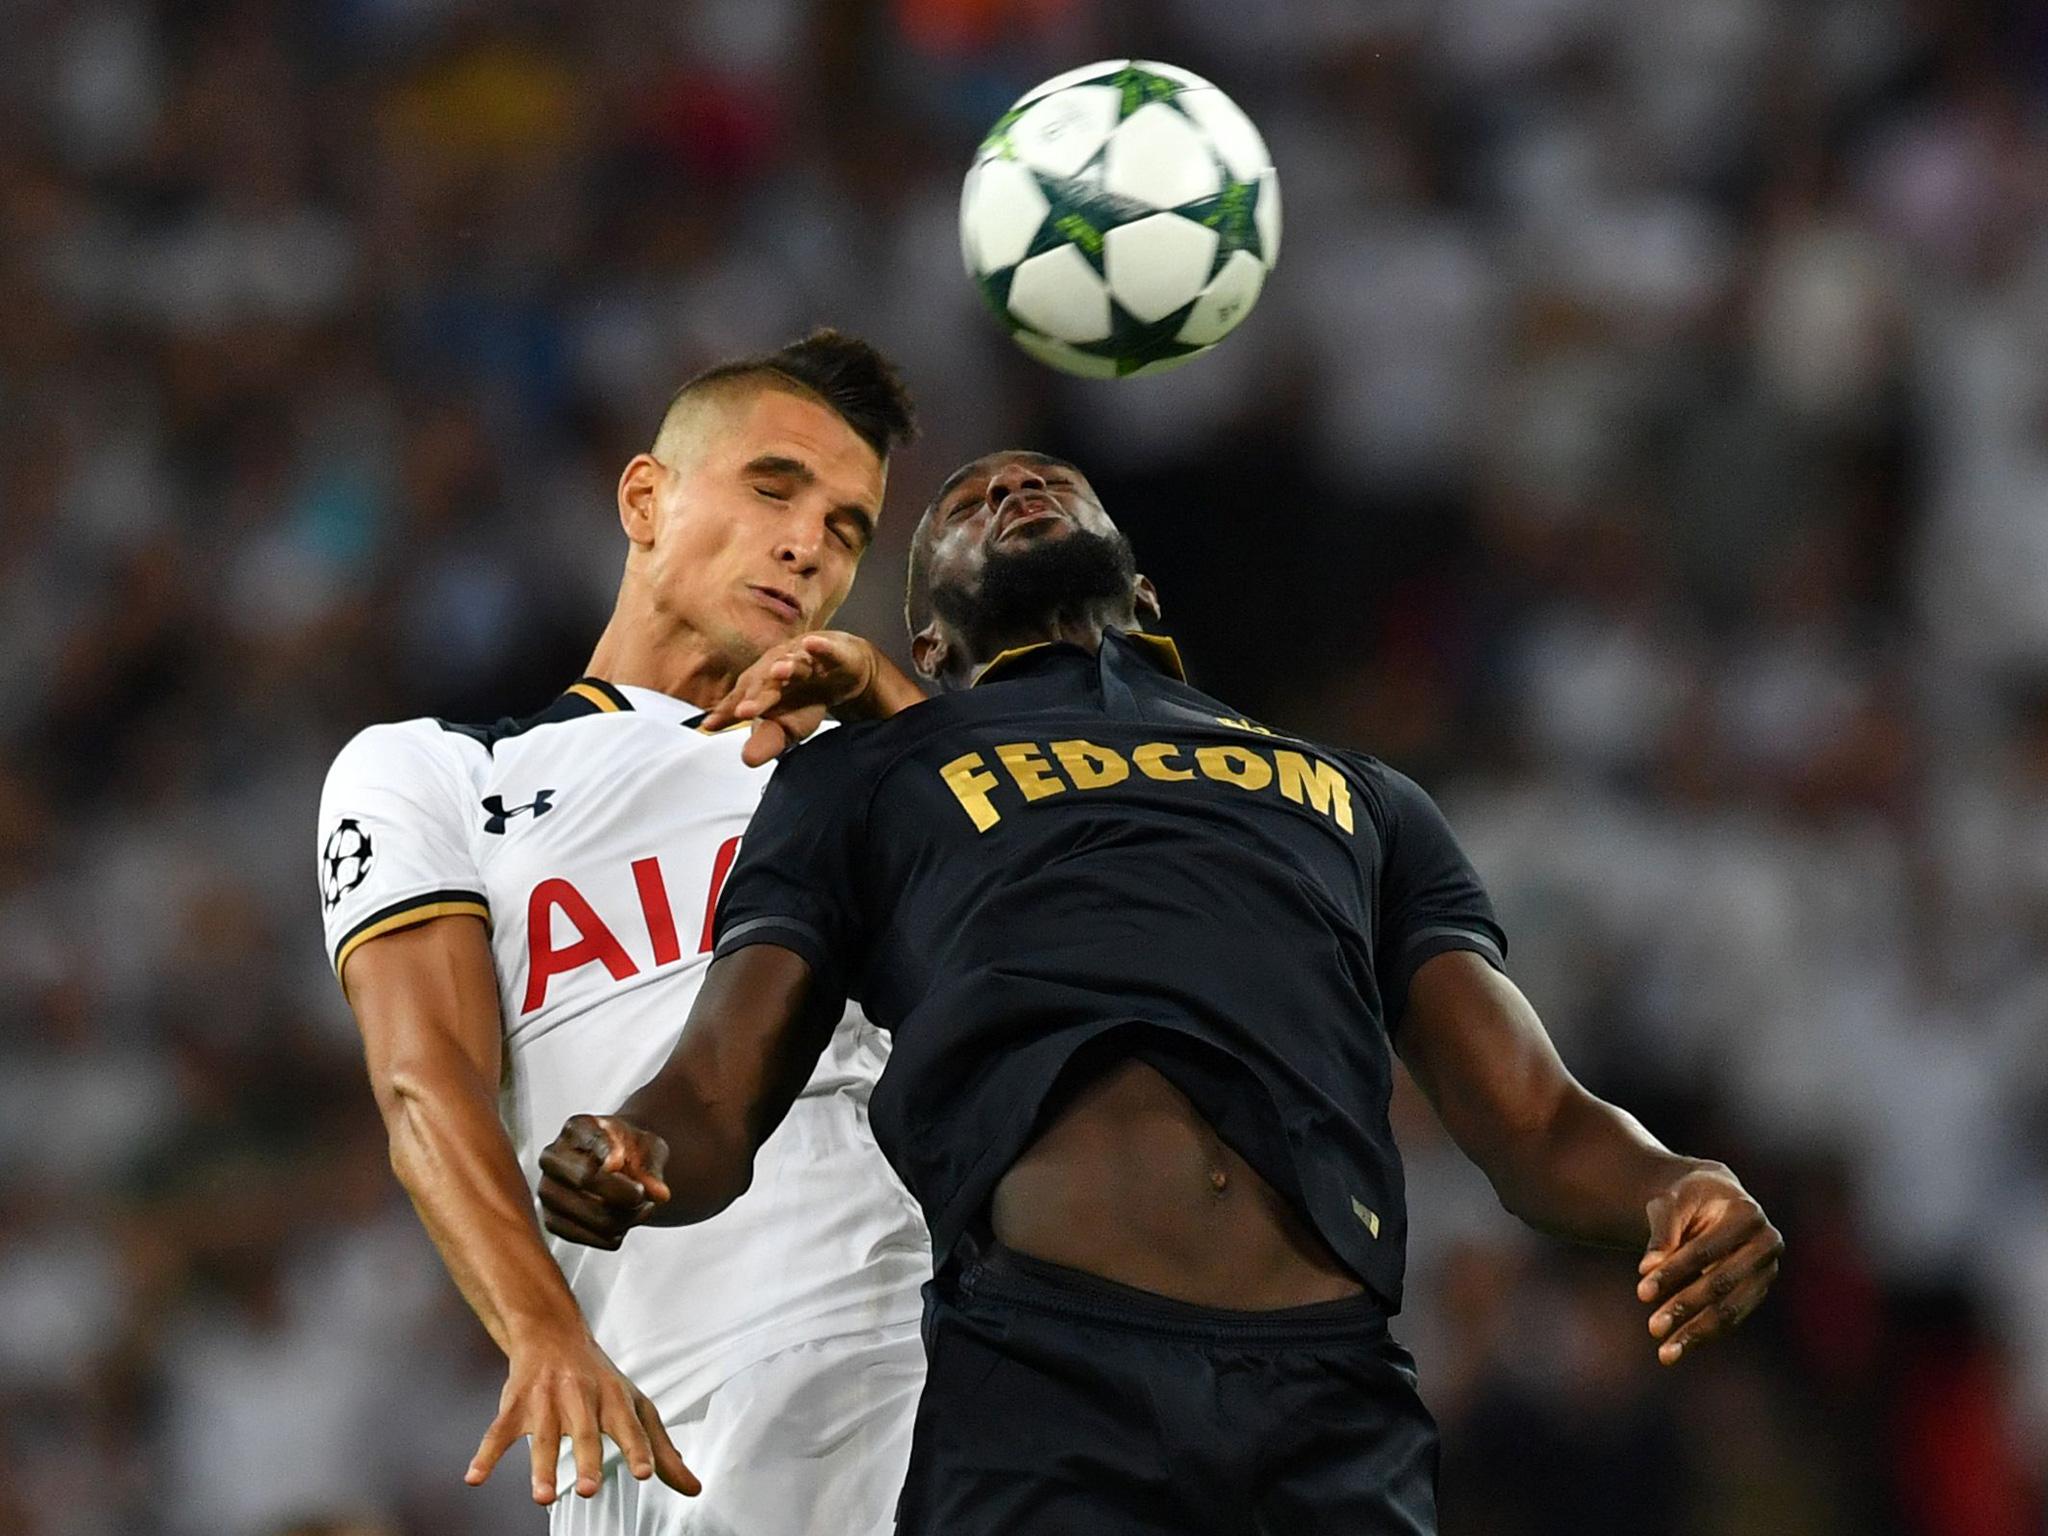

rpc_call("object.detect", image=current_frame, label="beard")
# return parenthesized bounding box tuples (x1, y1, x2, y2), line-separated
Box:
(932, 524, 1139, 653)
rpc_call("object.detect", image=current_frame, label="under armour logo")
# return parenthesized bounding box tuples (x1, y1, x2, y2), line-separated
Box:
(482, 790, 556, 835)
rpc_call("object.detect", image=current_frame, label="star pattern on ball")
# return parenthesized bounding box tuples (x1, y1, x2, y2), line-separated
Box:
(962, 58, 1279, 378)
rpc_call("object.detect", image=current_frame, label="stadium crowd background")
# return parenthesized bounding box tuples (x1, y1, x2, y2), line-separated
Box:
(1, 0, 2044, 1532)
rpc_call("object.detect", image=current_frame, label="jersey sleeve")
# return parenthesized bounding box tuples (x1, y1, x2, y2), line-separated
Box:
(1367, 764, 1507, 1027)
(316, 722, 489, 985)
(710, 735, 869, 1001)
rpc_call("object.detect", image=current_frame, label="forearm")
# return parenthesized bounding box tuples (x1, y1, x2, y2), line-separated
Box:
(381, 1066, 587, 1352)
(614, 1074, 755, 1224)
(608, 944, 828, 1224)
(1478, 1084, 1718, 1248)
(1401, 953, 1718, 1249)
(1402, 958, 1779, 1361)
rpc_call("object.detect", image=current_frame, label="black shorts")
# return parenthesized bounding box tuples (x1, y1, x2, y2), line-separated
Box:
(896, 1244, 1439, 1535)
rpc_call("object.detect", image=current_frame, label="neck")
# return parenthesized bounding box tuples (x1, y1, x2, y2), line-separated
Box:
(953, 606, 1135, 688)
(584, 592, 747, 710)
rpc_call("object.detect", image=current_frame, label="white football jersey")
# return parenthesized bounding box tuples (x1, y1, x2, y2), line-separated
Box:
(316, 678, 929, 1411)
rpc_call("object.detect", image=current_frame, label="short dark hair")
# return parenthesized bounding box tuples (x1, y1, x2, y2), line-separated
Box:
(665, 328, 917, 461)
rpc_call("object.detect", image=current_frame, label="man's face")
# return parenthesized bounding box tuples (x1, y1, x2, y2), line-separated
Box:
(914, 450, 1155, 679)
(623, 386, 884, 665)
(921, 449, 1118, 601)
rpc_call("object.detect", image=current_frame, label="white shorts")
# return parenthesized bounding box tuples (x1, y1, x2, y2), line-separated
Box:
(549, 1320, 925, 1536)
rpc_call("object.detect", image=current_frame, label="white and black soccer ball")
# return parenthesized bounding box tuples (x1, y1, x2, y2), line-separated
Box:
(960, 59, 1280, 379)
(321, 818, 374, 909)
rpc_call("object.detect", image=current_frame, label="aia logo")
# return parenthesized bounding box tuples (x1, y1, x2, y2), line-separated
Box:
(521, 837, 740, 1014)
(483, 790, 555, 834)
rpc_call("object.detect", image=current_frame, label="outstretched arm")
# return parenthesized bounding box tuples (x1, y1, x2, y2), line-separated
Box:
(346, 919, 695, 1502)
(538, 944, 836, 1243)
(1396, 950, 1783, 1365)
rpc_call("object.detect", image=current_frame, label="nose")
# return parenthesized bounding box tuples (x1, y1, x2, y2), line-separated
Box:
(988, 463, 1049, 509)
(774, 520, 823, 577)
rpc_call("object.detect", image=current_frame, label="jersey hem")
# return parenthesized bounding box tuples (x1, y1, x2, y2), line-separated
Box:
(605, 1281, 929, 1416)
(1382, 929, 1506, 1031)
(333, 890, 491, 978)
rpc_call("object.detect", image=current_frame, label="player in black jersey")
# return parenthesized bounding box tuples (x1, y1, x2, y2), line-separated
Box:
(537, 451, 1783, 1534)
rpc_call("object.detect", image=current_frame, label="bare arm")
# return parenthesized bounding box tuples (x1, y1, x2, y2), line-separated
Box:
(538, 944, 835, 1242)
(1397, 950, 1782, 1364)
(345, 918, 694, 1500)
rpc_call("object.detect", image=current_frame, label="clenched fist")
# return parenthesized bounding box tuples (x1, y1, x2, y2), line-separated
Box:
(538, 1114, 672, 1250)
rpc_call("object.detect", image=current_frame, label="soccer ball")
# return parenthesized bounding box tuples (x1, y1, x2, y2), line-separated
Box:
(960, 59, 1281, 379)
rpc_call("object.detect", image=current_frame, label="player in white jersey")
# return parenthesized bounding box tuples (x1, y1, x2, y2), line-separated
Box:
(315, 331, 932, 1533)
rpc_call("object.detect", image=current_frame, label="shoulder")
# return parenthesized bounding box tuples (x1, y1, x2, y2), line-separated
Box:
(323, 681, 643, 793)
(430, 682, 633, 752)
(1324, 752, 1476, 855)
(323, 718, 481, 799)
(319, 718, 503, 855)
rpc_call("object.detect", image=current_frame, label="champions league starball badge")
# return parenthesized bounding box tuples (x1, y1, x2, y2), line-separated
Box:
(321, 818, 375, 909)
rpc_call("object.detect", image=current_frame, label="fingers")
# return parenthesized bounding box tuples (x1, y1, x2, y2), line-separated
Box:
(637, 1393, 701, 1496)
(600, 1384, 655, 1484)
(538, 1175, 647, 1248)
(528, 1406, 562, 1505)
(537, 1129, 668, 1245)
(598, 1124, 670, 1202)
(1637, 1200, 1766, 1304)
(1647, 1225, 1774, 1337)
(540, 1212, 623, 1249)
(778, 703, 829, 745)
(735, 657, 822, 723)
(1652, 1259, 1781, 1365)
(1640, 1193, 1682, 1271)
(738, 705, 830, 766)
(742, 717, 794, 769)
(541, 1118, 662, 1206)
(566, 1388, 604, 1499)
(467, 1400, 523, 1488)
(538, 1180, 656, 1247)
(705, 649, 822, 730)
(1646, 1226, 1784, 1365)
(539, 1116, 615, 1187)
(482, 1352, 690, 1507)
(695, 632, 872, 734)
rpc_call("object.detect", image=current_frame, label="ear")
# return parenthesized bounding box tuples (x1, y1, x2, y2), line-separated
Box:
(618, 454, 662, 548)
(910, 626, 949, 682)
(1134, 574, 1162, 626)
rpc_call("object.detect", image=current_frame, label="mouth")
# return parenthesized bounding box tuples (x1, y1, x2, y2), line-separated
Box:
(992, 492, 1068, 543)
(747, 584, 803, 624)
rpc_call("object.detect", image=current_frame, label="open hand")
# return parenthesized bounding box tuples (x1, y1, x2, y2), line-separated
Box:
(538, 1114, 671, 1250)
(701, 632, 880, 766)
(465, 1326, 698, 1504)
(1636, 1165, 1782, 1365)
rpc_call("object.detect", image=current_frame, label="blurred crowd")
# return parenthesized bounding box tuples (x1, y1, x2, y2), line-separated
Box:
(1, 0, 2044, 1532)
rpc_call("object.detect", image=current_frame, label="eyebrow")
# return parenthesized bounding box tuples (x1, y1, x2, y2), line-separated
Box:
(745, 453, 878, 548)
(933, 453, 1078, 509)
